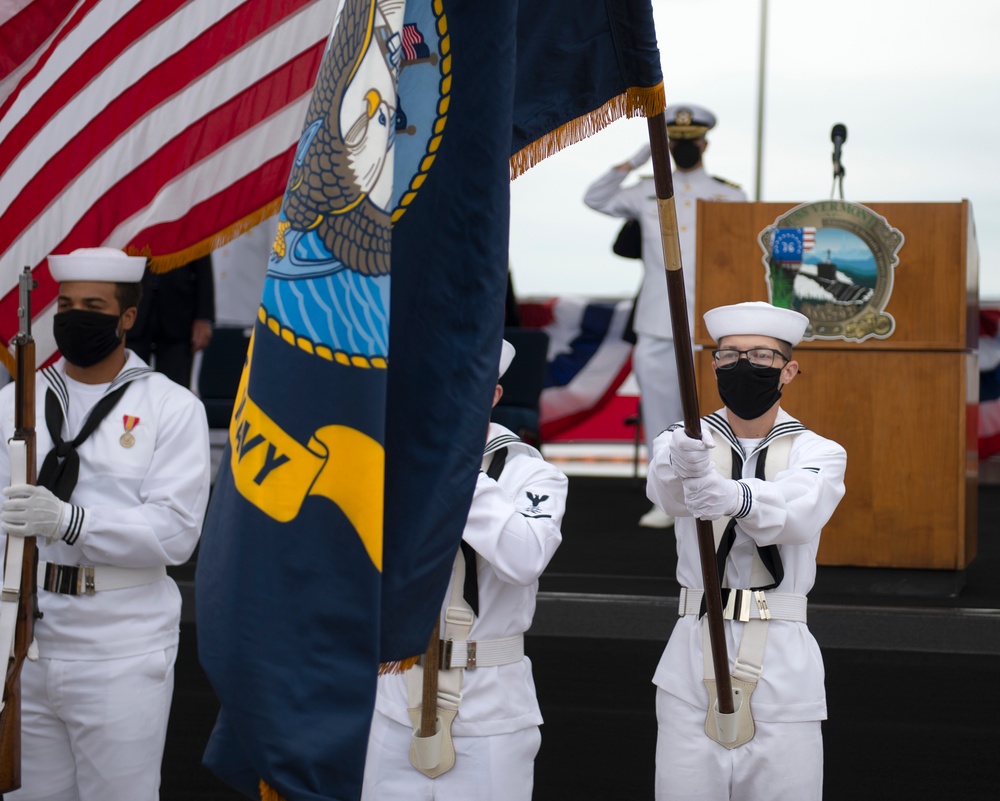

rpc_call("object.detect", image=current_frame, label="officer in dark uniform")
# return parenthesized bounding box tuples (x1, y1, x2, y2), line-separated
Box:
(127, 254, 214, 387)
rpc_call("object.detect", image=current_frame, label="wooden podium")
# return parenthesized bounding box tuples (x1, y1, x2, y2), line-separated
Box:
(694, 201, 979, 569)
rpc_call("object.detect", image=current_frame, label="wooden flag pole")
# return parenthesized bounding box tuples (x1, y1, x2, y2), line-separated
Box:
(419, 620, 441, 736)
(646, 114, 735, 716)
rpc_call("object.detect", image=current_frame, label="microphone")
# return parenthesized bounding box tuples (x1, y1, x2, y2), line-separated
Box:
(831, 123, 847, 177)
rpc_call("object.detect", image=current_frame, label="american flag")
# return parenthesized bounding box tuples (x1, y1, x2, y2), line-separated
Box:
(772, 226, 816, 263)
(0, 0, 337, 367)
(533, 297, 636, 441)
(400, 22, 430, 61)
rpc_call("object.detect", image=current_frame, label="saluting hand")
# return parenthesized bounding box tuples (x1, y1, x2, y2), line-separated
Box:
(614, 143, 652, 172)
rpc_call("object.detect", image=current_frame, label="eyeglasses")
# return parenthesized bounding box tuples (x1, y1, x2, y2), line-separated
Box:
(712, 348, 789, 370)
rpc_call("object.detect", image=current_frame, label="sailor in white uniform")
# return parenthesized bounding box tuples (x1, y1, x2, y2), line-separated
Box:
(585, 104, 746, 528)
(646, 301, 846, 801)
(362, 340, 568, 801)
(0, 248, 211, 801)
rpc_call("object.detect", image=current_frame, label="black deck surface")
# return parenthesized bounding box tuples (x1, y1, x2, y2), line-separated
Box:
(163, 630, 1000, 800)
(160, 475, 1000, 799)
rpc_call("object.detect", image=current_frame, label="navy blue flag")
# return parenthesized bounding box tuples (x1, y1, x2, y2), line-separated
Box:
(195, 1, 663, 799)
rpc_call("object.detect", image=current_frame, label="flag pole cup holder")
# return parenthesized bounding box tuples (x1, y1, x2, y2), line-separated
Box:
(411, 717, 443, 769)
(409, 707, 457, 777)
(704, 679, 756, 749)
(713, 690, 741, 744)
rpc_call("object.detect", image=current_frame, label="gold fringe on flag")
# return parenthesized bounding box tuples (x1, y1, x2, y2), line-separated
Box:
(378, 654, 421, 676)
(130, 197, 285, 274)
(260, 779, 286, 801)
(509, 82, 666, 180)
(0, 346, 15, 377)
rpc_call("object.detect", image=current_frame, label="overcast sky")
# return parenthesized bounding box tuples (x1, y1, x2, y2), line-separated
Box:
(509, 0, 1000, 303)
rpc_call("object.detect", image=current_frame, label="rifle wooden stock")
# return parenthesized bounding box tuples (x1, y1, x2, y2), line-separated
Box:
(0, 536, 34, 793)
(0, 277, 38, 792)
(646, 115, 734, 715)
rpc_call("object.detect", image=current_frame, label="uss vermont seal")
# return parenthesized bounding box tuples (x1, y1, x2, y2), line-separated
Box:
(758, 200, 904, 342)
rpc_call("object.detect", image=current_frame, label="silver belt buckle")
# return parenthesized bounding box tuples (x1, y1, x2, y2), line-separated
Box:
(754, 590, 771, 620)
(722, 589, 736, 620)
(81, 566, 96, 596)
(438, 639, 454, 669)
(737, 590, 751, 622)
(44, 564, 76, 595)
(44, 564, 96, 596)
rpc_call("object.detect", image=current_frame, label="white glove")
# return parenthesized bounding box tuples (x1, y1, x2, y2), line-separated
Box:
(668, 428, 715, 478)
(682, 471, 744, 521)
(1, 484, 69, 541)
(624, 143, 651, 170)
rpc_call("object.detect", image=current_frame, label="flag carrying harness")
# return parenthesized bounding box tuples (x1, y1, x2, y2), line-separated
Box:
(676, 430, 805, 748)
(406, 445, 527, 777)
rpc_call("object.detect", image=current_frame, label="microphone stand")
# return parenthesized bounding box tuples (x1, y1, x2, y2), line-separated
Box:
(830, 123, 847, 199)
(831, 158, 845, 200)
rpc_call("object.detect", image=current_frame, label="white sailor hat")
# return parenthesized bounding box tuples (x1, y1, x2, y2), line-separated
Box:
(48, 247, 146, 283)
(704, 301, 809, 347)
(499, 339, 516, 378)
(664, 104, 716, 139)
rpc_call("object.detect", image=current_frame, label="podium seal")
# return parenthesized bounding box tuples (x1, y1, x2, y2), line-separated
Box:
(758, 200, 904, 342)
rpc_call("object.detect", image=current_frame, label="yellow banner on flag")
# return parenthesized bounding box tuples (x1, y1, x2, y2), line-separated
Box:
(228, 333, 384, 570)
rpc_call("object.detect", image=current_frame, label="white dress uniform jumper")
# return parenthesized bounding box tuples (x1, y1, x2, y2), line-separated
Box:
(0, 352, 211, 801)
(362, 423, 567, 801)
(647, 409, 846, 801)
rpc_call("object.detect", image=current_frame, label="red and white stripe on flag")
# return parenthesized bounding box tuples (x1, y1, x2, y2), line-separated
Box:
(400, 23, 423, 61)
(0, 0, 337, 365)
(802, 227, 816, 250)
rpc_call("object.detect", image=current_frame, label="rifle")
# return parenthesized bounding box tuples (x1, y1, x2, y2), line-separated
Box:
(0, 267, 39, 792)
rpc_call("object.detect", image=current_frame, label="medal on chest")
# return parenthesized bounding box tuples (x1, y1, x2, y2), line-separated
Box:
(120, 414, 139, 448)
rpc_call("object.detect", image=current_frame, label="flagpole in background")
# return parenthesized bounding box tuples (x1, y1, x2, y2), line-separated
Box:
(754, 0, 768, 202)
(645, 114, 735, 717)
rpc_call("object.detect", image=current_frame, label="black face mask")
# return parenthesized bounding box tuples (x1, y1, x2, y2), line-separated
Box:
(669, 138, 702, 169)
(53, 309, 123, 368)
(716, 360, 783, 421)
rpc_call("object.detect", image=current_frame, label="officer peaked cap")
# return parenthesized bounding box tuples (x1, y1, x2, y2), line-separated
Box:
(664, 104, 716, 139)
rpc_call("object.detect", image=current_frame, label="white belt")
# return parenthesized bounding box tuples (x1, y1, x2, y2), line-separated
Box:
(436, 634, 525, 669)
(38, 562, 167, 596)
(679, 587, 807, 623)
